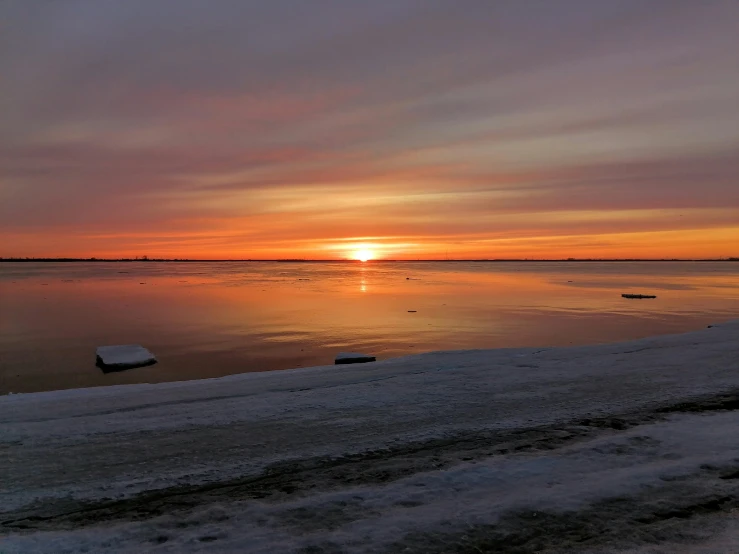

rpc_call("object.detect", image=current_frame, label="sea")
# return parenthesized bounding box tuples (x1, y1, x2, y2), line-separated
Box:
(1, 261, 738, 394)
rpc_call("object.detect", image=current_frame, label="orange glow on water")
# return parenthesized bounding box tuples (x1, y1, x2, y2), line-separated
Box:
(3, 261, 739, 394)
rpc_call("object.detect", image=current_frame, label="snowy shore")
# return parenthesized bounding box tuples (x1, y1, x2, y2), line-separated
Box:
(2, 320, 739, 553)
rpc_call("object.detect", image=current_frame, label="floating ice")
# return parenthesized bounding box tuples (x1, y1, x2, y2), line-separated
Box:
(335, 352, 376, 364)
(96, 345, 157, 370)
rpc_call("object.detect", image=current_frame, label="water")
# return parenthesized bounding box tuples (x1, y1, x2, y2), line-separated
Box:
(1, 261, 738, 394)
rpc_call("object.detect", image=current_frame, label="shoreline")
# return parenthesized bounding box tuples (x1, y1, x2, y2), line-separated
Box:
(3, 320, 739, 553)
(3, 317, 734, 399)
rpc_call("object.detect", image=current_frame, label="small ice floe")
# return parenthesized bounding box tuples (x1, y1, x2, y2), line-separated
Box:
(622, 293, 657, 299)
(335, 352, 376, 365)
(96, 345, 157, 372)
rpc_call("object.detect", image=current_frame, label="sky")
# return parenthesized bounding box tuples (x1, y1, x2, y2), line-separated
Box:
(1, 0, 738, 260)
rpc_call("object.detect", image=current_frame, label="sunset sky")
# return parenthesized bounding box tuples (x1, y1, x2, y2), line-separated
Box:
(1, 0, 738, 260)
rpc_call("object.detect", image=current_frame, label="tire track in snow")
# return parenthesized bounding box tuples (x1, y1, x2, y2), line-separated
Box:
(4, 389, 739, 535)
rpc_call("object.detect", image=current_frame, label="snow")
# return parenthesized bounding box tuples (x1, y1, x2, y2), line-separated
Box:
(2, 320, 739, 553)
(95, 345, 157, 369)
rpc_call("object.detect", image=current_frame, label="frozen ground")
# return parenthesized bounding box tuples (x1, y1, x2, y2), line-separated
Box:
(2, 320, 739, 553)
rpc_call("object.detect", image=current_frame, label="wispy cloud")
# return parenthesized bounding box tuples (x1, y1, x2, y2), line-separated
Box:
(1, 0, 738, 258)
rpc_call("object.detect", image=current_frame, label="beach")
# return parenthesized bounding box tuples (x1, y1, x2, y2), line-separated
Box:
(2, 320, 739, 553)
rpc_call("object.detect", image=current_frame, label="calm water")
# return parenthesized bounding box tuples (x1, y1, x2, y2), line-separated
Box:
(1, 261, 738, 394)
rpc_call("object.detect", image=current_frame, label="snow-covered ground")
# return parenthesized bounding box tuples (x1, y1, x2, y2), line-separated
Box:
(2, 320, 739, 553)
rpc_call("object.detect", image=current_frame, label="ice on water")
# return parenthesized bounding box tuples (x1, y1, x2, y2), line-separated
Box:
(96, 345, 157, 369)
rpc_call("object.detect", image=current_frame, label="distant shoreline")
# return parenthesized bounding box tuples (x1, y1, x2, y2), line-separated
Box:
(1, 258, 738, 263)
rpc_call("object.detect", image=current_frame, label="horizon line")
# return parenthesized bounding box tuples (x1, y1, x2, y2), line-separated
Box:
(2, 257, 738, 263)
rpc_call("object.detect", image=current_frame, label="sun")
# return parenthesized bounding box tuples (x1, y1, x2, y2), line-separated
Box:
(353, 249, 374, 262)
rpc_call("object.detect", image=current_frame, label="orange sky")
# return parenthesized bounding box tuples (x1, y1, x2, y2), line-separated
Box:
(1, 1, 738, 260)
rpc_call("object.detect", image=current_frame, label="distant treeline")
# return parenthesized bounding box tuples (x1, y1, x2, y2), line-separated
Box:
(1, 258, 738, 263)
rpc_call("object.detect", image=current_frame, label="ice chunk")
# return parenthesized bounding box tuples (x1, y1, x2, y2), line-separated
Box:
(96, 345, 157, 371)
(335, 352, 376, 365)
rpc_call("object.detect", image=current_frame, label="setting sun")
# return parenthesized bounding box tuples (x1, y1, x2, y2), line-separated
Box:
(353, 249, 374, 262)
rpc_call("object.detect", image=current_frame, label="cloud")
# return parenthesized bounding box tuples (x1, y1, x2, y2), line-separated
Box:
(1, 0, 738, 258)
